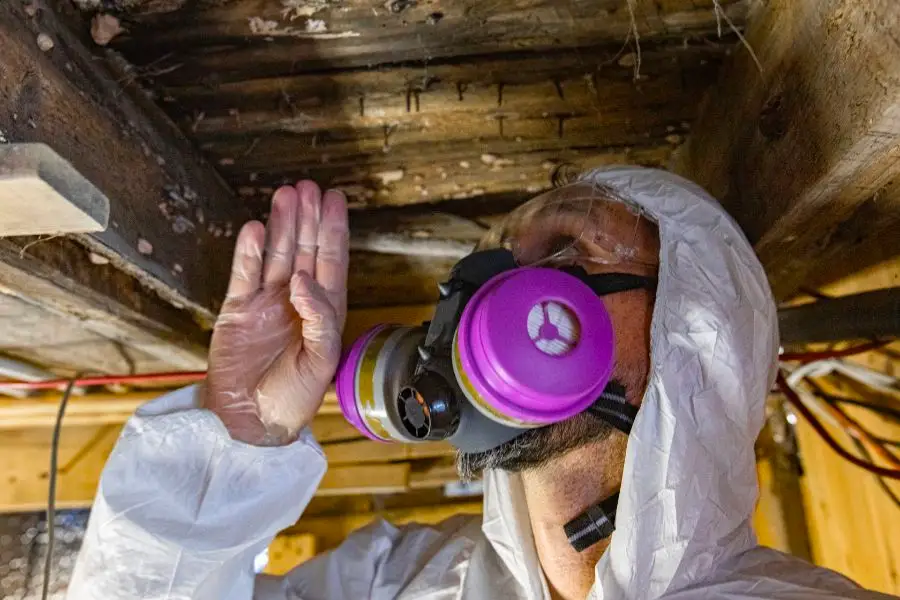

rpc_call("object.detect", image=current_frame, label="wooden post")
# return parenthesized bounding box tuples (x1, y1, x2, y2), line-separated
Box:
(678, 0, 900, 300)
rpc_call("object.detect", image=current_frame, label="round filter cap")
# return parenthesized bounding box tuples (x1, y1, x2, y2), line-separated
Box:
(456, 267, 615, 424)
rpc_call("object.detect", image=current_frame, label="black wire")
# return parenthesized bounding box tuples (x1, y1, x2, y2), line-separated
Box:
(872, 435, 900, 448)
(815, 391, 900, 423)
(42, 375, 78, 600)
(849, 435, 900, 511)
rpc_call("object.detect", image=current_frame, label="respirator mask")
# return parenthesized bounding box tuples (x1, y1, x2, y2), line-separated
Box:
(336, 183, 659, 455)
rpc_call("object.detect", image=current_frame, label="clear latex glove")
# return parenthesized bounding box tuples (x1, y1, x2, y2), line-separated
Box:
(204, 181, 349, 446)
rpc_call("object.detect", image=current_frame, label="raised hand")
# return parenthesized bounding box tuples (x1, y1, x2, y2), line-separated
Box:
(203, 181, 349, 446)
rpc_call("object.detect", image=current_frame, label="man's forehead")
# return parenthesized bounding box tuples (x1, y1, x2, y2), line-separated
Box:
(480, 181, 660, 268)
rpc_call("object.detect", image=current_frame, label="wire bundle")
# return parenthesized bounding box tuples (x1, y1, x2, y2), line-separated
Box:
(777, 341, 900, 509)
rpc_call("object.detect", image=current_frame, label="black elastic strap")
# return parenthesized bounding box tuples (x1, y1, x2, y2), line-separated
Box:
(586, 381, 637, 435)
(564, 492, 619, 552)
(561, 268, 657, 298)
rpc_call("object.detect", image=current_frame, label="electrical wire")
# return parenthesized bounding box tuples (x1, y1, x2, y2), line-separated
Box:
(779, 340, 890, 362)
(818, 396, 900, 466)
(0, 370, 206, 391)
(848, 435, 900, 511)
(776, 370, 900, 479)
(42, 375, 78, 600)
(813, 391, 900, 423)
(812, 392, 900, 467)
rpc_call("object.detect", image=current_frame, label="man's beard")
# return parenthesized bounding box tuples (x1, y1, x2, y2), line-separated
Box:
(456, 410, 616, 481)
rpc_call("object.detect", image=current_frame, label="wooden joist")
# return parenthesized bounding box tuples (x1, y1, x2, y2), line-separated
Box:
(0, 0, 246, 333)
(678, 0, 900, 300)
(167, 44, 720, 207)
(115, 0, 747, 80)
(0, 414, 458, 511)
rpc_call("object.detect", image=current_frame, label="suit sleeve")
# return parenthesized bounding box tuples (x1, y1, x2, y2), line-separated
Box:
(67, 385, 327, 600)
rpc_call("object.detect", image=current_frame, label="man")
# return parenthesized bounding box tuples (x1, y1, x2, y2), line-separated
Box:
(68, 167, 893, 599)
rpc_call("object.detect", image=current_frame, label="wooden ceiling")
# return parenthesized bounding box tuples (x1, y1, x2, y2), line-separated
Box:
(101, 0, 748, 308)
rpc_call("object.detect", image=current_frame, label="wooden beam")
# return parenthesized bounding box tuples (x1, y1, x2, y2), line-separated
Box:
(115, 0, 746, 81)
(324, 439, 454, 466)
(172, 39, 718, 208)
(0, 0, 247, 328)
(408, 459, 459, 490)
(0, 423, 448, 511)
(677, 0, 900, 300)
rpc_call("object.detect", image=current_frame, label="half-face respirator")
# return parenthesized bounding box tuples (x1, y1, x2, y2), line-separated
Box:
(336, 247, 656, 454)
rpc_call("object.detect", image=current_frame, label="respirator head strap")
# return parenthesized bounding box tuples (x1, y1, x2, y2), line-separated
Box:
(586, 381, 637, 435)
(562, 267, 657, 298)
(564, 491, 619, 552)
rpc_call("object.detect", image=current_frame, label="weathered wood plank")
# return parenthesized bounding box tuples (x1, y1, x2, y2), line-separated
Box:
(115, 0, 747, 82)
(0, 144, 109, 236)
(324, 439, 454, 465)
(167, 43, 724, 132)
(0, 0, 246, 324)
(678, 0, 900, 300)
(230, 146, 674, 214)
(0, 239, 209, 371)
(169, 42, 714, 207)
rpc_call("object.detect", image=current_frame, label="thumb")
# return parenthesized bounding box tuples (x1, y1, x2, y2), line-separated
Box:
(290, 271, 342, 367)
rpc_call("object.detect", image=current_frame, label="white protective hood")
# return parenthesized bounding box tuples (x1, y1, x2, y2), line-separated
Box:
(72, 167, 891, 600)
(480, 166, 779, 598)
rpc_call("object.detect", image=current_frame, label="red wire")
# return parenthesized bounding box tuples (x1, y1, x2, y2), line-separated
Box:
(0, 371, 206, 391)
(776, 371, 900, 479)
(779, 340, 889, 362)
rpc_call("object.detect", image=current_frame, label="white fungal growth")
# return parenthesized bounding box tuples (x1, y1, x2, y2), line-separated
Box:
(281, 0, 329, 21)
(247, 15, 358, 38)
(374, 169, 405, 186)
(305, 19, 327, 33)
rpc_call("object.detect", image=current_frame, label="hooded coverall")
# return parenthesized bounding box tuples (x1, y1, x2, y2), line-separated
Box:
(67, 168, 895, 599)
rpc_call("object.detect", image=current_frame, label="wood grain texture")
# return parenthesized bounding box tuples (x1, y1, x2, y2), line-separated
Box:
(161, 43, 719, 208)
(795, 374, 900, 595)
(678, 0, 900, 300)
(0, 0, 246, 322)
(0, 421, 454, 510)
(114, 0, 747, 80)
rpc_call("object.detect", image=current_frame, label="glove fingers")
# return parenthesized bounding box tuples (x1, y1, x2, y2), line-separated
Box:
(315, 190, 350, 326)
(295, 180, 322, 277)
(262, 186, 299, 285)
(290, 272, 342, 366)
(226, 220, 265, 299)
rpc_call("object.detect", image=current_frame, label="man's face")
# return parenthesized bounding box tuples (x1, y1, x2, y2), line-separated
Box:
(457, 181, 660, 479)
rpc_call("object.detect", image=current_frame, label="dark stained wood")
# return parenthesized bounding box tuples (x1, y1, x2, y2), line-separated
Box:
(678, 0, 900, 300)
(0, 236, 209, 370)
(157, 41, 721, 207)
(113, 0, 748, 82)
(1, 0, 751, 372)
(0, 0, 248, 324)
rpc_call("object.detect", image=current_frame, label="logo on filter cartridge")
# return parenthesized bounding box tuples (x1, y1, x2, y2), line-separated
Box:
(527, 301, 580, 356)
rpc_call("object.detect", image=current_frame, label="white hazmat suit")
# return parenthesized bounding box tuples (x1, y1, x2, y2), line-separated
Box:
(68, 168, 895, 599)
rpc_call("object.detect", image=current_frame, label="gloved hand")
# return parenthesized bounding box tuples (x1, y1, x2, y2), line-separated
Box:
(203, 181, 349, 446)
